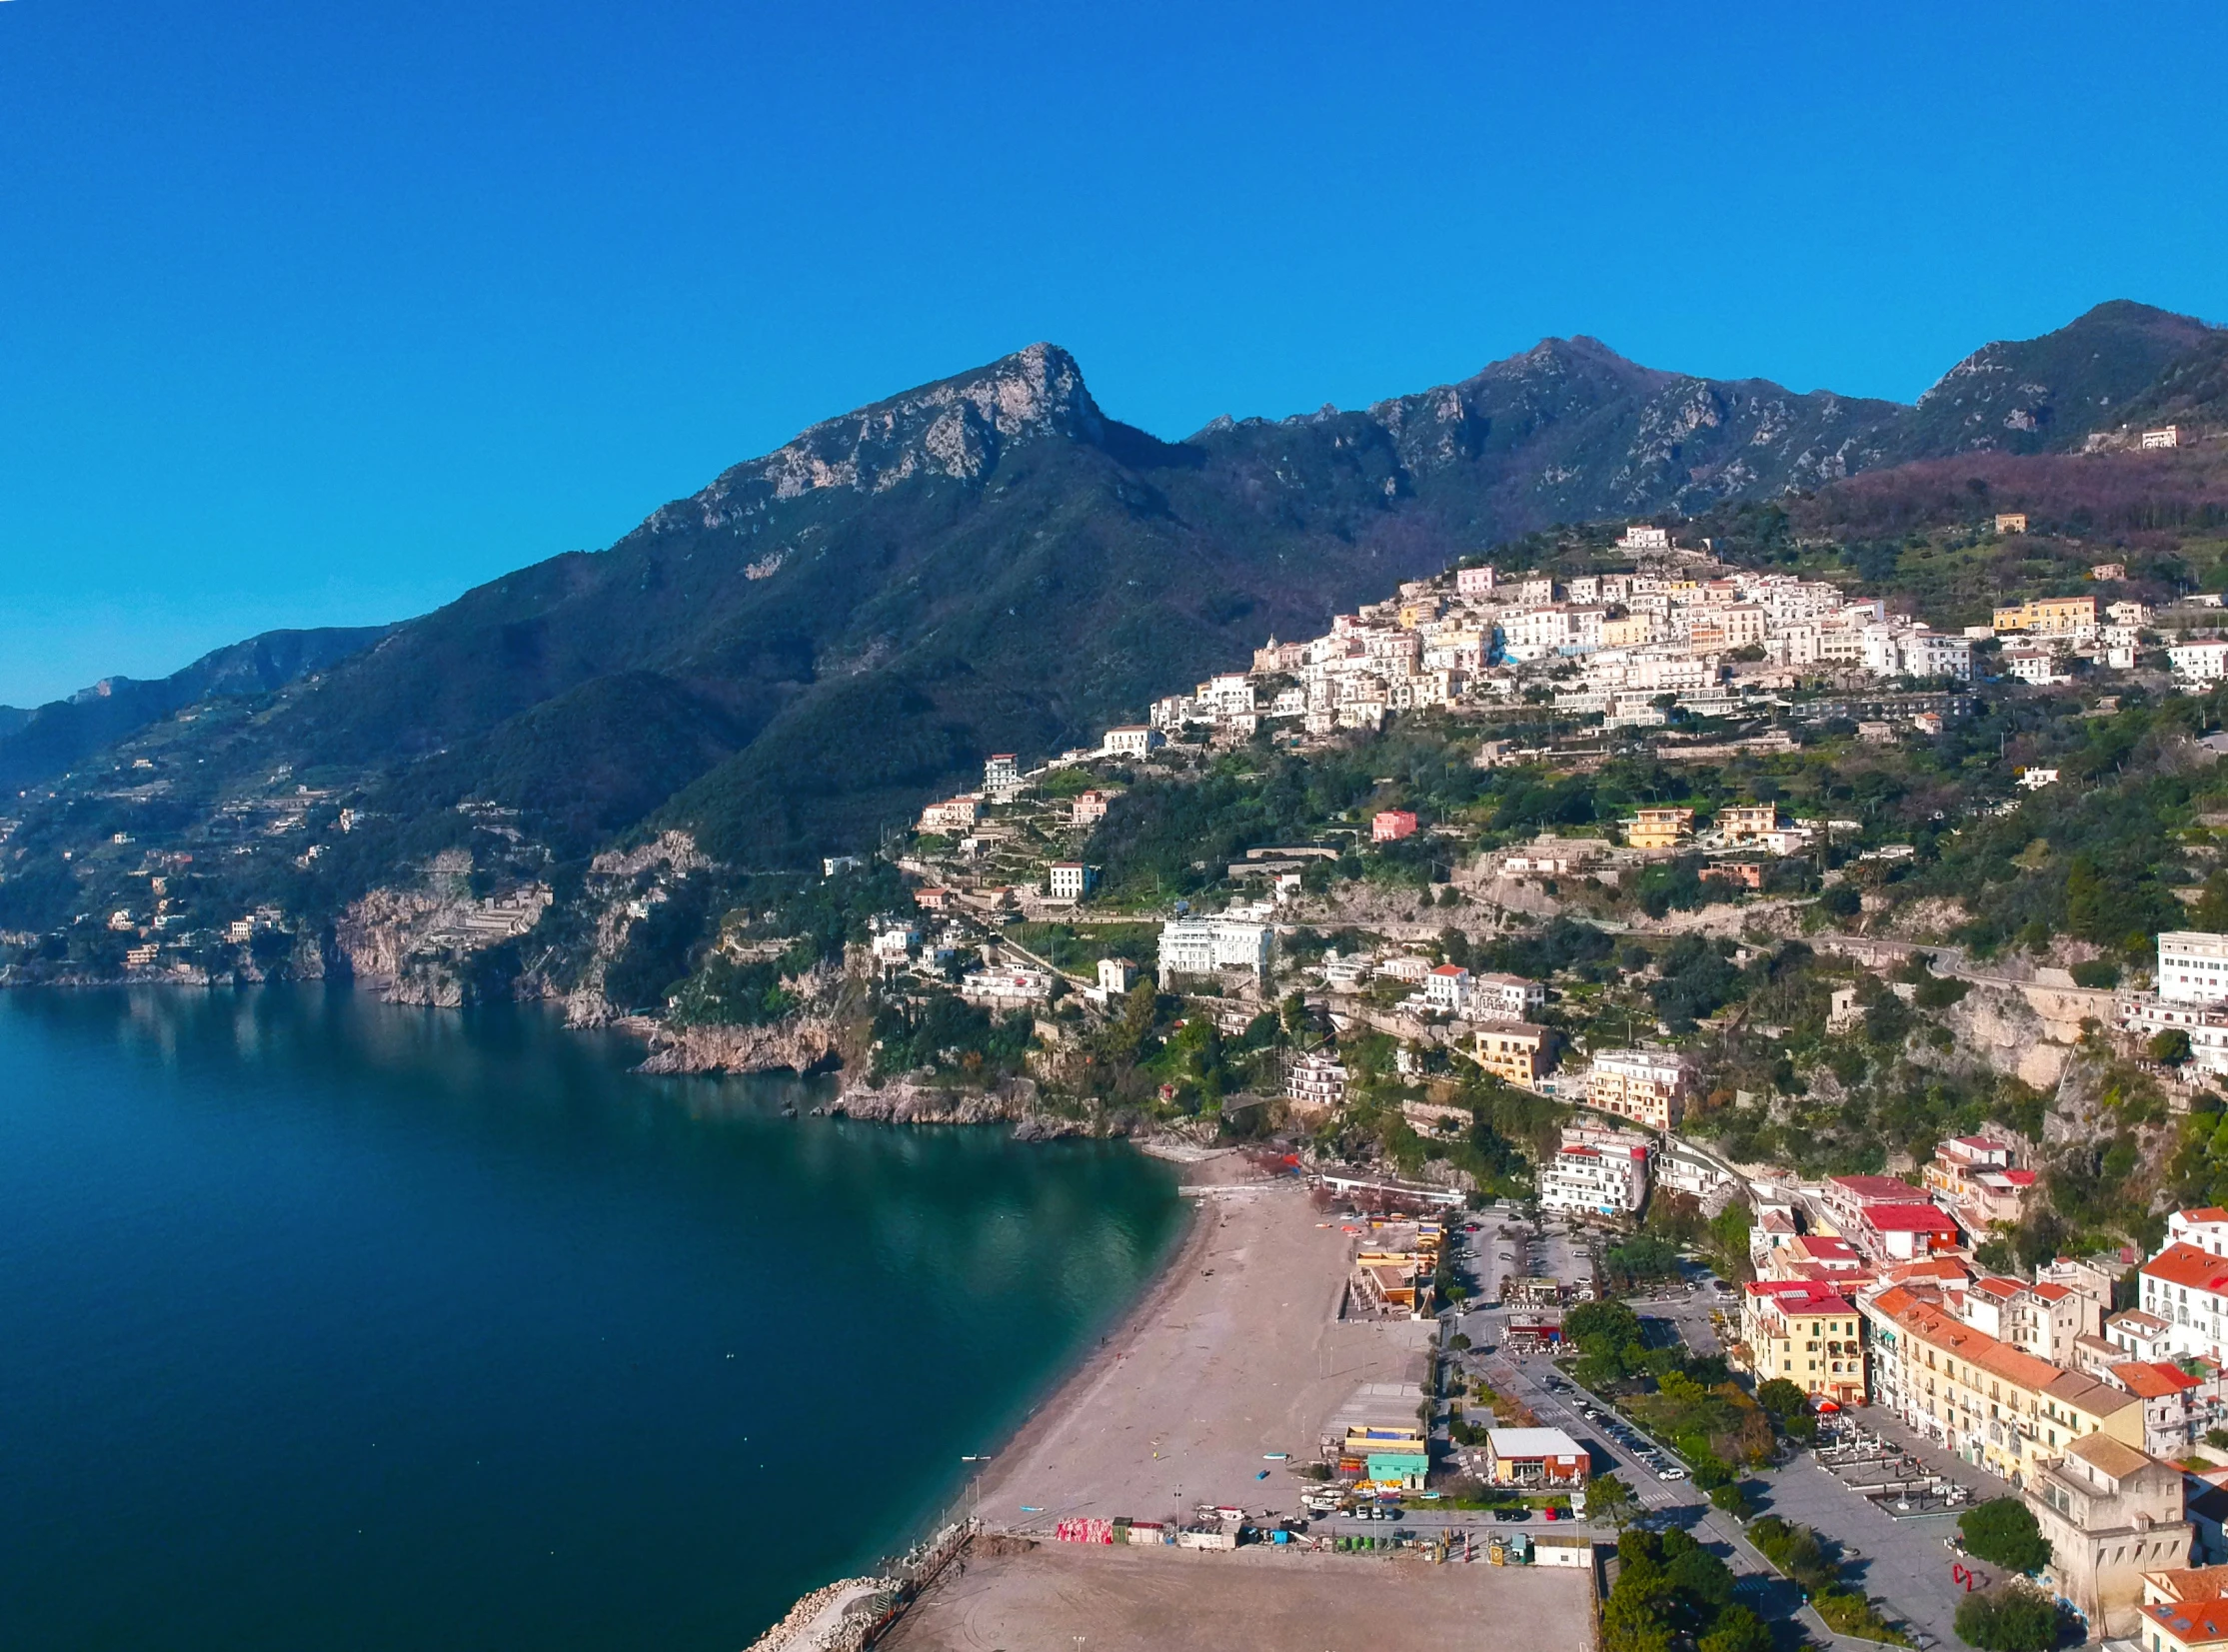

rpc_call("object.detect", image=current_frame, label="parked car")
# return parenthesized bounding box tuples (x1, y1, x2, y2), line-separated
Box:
(1659, 1467, 1687, 1481)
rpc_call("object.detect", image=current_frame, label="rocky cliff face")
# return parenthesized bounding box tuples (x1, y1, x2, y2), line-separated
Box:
(637, 1016, 845, 1076)
(651, 342, 1105, 535)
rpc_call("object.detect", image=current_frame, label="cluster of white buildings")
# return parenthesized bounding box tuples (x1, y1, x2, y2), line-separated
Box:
(1116, 525, 2006, 748)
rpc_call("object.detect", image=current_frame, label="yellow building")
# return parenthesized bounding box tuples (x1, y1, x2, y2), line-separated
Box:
(1624, 807, 1694, 850)
(1862, 1284, 2143, 1485)
(1473, 1022, 1550, 1087)
(1740, 1281, 1866, 1407)
(1600, 614, 1656, 649)
(1993, 595, 2098, 636)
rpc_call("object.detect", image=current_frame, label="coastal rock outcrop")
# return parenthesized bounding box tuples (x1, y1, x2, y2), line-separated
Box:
(637, 1016, 844, 1075)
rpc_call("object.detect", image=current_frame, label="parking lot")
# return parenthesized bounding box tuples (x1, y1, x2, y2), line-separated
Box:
(1441, 1218, 1993, 1650)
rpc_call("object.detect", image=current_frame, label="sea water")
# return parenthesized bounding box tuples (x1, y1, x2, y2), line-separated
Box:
(0, 985, 1181, 1650)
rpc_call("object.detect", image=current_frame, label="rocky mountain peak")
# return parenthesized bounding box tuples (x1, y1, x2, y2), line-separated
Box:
(652, 343, 1107, 537)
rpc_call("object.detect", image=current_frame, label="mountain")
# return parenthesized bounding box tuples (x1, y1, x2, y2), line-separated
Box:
(1892, 300, 2220, 457)
(2, 302, 2222, 937)
(0, 626, 392, 797)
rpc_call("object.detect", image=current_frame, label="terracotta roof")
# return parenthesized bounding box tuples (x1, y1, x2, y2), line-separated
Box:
(2145, 1242, 2228, 1294)
(2143, 1601, 2228, 1647)
(2112, 1309, 2172, 1334)
(1972, 1277, 2023, 1301)
(1872, 1287, 2125, 1405)
(2113, 1361, 2201, 1398)
(2032, 1282, 2073, 1302)
(2142, 1565, 2228, 1605)
(2004, 1169, 2039, 1186)
(1884, 1258, 1973, 1284)
(2183, 1207, 2228, 1224)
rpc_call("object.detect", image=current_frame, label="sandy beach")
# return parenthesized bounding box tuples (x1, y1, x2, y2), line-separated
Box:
(972, 1156, 1431, 1530)
(878, 1156, 1599, 1652)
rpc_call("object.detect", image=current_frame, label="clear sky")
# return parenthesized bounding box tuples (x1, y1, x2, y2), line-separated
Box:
(1, 0, 2223, 705)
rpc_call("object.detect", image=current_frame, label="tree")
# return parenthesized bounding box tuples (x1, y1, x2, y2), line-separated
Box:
(1588, 1473, 1637, 1529)
(1955, 1584, 2062, 1652)
(1697, 1604, 1774, 1652)
(1755, 1378, 1808, 1419)
(1709, 1480, 1754, 1519)
(2151, 1028, 2194, 1066)
(1959, 1498, 2052, 1574)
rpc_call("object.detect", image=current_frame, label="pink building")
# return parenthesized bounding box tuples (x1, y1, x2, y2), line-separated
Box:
(1372, 810, 1418, 843)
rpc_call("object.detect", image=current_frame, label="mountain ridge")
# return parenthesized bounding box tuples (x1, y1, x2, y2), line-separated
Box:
(3, 299, 2225, 954)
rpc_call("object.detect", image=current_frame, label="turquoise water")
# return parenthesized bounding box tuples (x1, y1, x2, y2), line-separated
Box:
(0, 987, 1182, 1650)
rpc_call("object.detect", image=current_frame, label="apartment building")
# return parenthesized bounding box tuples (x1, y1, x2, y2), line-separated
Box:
(1071, 789, 1113, 826)
(1468, 970, 1546, 1021)
(1624, 807, 1695, 850)
(1742, 1280, 1867, 1407)
(1473, 1022, 1551, 1088)
(919, 795, 984, 833)
(1047, 862, 1098, 901)
(1423, 963, 1470, 1014)
(1863, 1284, 2145, 1486)
(1960, 1275, 2102, 1366)
(1538, 1126, 1650, 1218)
(2173, 642, 2228, 686)
(1102, 725, 1163, 757)
(1284, 1050, 1349, 1116)
(2139, 1241, 2228, 1362)
(1924, 1134, 2039, 1229)
(1583, 1046, 1694, 1129)
(1157, 916, 1274, 979)
(1994, 595, 2100, 636)
(1717, 804, 1780, 842)
(2161, 935, 2228, 1007)
(1818, 1173, 1936, 1236)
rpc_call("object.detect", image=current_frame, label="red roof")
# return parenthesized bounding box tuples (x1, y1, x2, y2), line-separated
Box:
(2002, 1169, 2038, 1186)
(2033, 1282, 2073, 1302)
(2114, 1361, 2201, 1399)
(1863, 1204, 1961, 1234)
(2145, 1242, 2228, 1294)
(1829, 1174, 1927, 1202)
(2182, 1207, 2228, 1224)
(1430, 963, 1467, 977)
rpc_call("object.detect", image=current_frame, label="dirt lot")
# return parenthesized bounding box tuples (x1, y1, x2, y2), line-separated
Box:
(878, 1541, 1594, 1652)
(973, 1176, 1430, 1531)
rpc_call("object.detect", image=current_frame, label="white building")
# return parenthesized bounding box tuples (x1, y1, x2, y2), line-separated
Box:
(1423, 963, 1471, 1013)
(1285, 1050, 1348, 1112)
(1047, 862, 1098, 901)
(1538, 1128, 1651, 1218)
(1465, 970, 1545, 1021)
(1157, 916, 1274, 979)
(1102, 726, 1164, 757)
(984, 754, 1020, 793)
(1096, 956, 1139, 998)
(960, 967, 1053, 1008)
(2171, 641, 2228, 685)
(2138, 1236, 2228, 1363)
(2161, 932, 2228, 1006)
(2142, 426, 2181, 450)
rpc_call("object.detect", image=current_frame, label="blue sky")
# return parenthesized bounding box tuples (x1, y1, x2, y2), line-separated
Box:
(1, 0, 2223, 705)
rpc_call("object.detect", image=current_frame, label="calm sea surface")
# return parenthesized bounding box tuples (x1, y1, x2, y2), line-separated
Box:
(0, 986, 1182, 1651)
